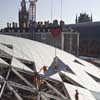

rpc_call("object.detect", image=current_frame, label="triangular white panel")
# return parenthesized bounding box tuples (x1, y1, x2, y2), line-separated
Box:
(75, 58, 100, 79)
(0, 58, 9, 65)
(49, 73, 62, 82)
(0, 44, 13, 56)
(64, 83, 96, 100)
(11, 58, 33, 72)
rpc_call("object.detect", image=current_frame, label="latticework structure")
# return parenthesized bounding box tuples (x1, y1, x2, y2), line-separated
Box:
(0, 35, 99, 100)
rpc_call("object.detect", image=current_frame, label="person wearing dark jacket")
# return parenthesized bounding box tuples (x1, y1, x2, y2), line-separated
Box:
(75, 90, 79, 100)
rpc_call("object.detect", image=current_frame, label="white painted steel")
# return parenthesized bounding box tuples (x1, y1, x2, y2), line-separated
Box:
(0, 35, 100, 99)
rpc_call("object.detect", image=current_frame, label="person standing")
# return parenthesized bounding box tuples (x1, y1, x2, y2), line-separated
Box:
(39, 66, 48, 74)
(75, 90, 79, 100)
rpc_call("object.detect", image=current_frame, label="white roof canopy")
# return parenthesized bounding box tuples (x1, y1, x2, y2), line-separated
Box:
(0, 35, 100, 99)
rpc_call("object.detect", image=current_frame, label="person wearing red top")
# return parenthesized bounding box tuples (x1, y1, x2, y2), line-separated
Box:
(32, 72, 44, 91)
(33, 72, 39, 81)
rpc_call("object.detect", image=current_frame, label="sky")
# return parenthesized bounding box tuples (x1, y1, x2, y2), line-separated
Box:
(0, 0, 100, 28)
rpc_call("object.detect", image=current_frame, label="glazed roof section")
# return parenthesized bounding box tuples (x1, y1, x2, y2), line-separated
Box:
(0, 35, 100, 99)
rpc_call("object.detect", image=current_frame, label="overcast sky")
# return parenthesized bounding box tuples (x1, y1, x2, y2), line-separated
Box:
(0, 0, 100, 28)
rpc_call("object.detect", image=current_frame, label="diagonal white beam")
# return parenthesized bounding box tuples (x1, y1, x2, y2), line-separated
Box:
(8, 81, 35, 93)
(12, 68, 36, 90)
(37, 92, 41, 100)
(44, 80, 67, 100)
(41, 92, 64, 100)
(0, 69, 11, 98)
(7, 84, 23, 100)
(41, 94, 48, 100)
